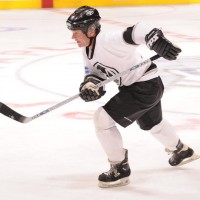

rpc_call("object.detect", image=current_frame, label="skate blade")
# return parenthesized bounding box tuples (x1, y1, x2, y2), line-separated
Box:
(177, 153, 200, 166)
(98, 177, 130, 188)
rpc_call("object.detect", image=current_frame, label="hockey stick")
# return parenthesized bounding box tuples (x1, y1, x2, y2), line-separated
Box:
(0, 54, 160, 123)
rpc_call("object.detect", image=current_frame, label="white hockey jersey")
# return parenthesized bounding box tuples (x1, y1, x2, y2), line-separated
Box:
(82, 22, 159, 86)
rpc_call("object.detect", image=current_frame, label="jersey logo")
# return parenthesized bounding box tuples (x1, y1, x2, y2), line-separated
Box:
(93, 62, 121, 85)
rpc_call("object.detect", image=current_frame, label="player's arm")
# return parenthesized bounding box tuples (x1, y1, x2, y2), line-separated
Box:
(79, 74, 106, 102)
(123, 22, 181, 60)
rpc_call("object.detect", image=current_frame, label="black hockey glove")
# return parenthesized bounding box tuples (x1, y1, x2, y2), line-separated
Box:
(79, 75, 106, 102)
(145, 28, 181, 60)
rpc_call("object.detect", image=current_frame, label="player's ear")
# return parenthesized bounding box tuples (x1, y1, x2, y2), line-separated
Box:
(87, 25, 96, 37)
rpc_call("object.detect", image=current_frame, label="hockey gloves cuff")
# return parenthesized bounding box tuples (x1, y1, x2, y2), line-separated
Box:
(79, 75, 106, 102)
(145, 28, 181, 60)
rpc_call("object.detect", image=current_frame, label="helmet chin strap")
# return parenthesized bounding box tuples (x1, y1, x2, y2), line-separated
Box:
(85, 26, 100, 59)
(86, 37, 96, 60)
(87, 37, 93, 47)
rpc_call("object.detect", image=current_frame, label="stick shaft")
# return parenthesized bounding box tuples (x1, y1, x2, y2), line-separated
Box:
(0, 54, 160, 123)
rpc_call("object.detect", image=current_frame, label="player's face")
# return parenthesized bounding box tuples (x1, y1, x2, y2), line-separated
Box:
(71, 30, 90, 47)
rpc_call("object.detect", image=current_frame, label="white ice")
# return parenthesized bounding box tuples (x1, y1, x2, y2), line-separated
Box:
(0, 4, 200, 200)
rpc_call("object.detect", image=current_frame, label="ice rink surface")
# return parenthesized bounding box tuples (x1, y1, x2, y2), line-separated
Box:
(0, 4, 200, 200)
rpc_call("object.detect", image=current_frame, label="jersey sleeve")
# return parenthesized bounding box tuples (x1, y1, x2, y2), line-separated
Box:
(123, 22, 156, 45)
(132, 22, 156, 44)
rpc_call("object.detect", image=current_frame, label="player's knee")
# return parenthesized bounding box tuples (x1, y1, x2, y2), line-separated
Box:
(137, 121, 156, 131)
(94, 107, 115, 132)
(137, 118, 163, 131)
(150, 119, 164, 134)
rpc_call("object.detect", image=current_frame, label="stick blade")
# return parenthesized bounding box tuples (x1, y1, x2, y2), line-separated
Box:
(0, 102, 27, 123)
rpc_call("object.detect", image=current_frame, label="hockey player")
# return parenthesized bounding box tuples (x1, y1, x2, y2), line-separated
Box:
(66, 6, 200, 188)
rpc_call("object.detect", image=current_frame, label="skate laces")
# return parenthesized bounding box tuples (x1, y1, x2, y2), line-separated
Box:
(165, 144, 188, 155)
(104, 164, 119, 176)
(165, 148, 173, 155)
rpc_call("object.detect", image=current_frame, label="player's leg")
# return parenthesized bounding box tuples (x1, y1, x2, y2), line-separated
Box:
(94, 107, 131, 188)
(137, 102, 200, 166)
(94, 77, 165, 187)
(150, 119, 200, 166)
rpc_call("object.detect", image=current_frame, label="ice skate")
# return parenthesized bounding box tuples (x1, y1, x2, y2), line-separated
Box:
(166, 140, 200, 166)
(98, 149, 131, 188)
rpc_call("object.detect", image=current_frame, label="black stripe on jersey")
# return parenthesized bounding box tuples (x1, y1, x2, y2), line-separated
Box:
(123, 26, 138, 45)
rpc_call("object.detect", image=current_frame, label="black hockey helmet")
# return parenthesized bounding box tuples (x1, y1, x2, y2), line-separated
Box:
(66, 6, 101, 35)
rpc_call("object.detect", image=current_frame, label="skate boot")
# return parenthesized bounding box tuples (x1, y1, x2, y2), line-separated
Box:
(167, 140, 200, 166)
(98, 149, 131, 188)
